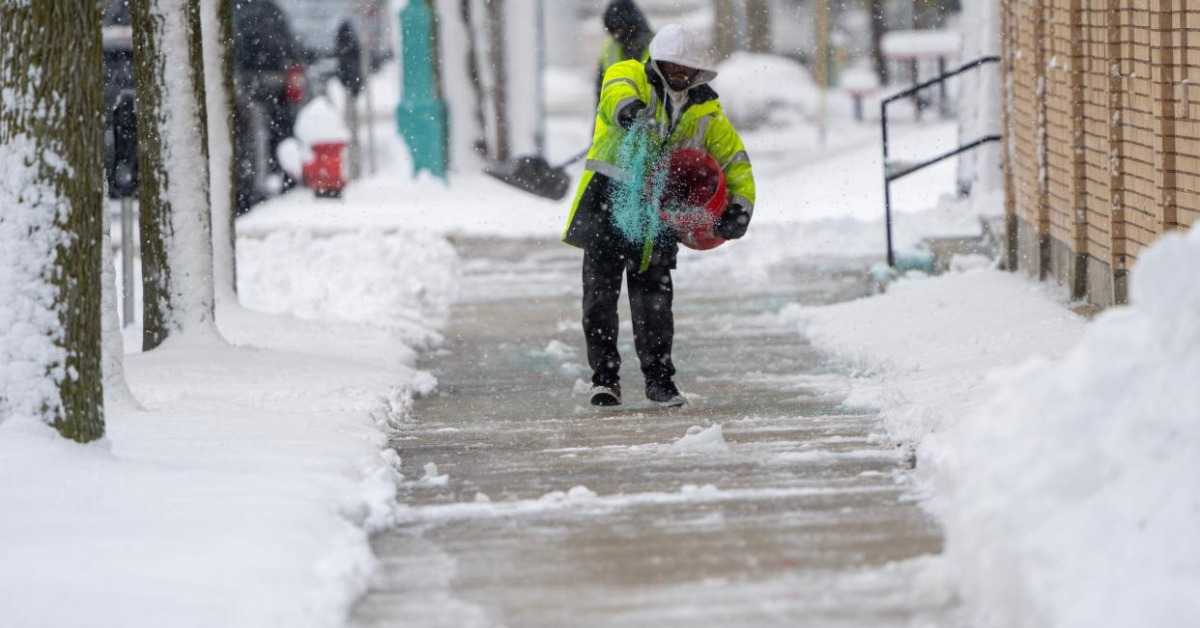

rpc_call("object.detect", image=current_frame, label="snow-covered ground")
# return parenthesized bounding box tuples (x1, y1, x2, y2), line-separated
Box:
(0, 230, 453, 628)
(5, 23, 1193, 628)
(791, 223, 1200, 627)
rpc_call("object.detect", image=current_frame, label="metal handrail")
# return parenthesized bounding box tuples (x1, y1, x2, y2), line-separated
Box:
(882, 55, 1002, 267)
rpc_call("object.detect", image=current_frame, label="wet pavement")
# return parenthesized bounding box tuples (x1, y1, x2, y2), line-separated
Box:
(350, 237, 961, 628)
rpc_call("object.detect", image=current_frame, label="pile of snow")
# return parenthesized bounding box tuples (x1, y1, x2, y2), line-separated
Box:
(236, 227, 459, 348)
(0, 324, 419, 628)
(791, 267, 1084, 444)
(712, 52, 819, 129)
(670, 424, 729, 453)
(927, 228, 1200, 628)
(545, 66, 595, 116)
(294, 96, 352, 145)
(420, 462, 449, 486)
(1, 183, 459, 626)
(794, 229, 1200, 627)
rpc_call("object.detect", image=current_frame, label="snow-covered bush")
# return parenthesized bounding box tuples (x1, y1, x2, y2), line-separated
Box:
(711, 52, 818, 130)
(929, 226, 1200, 628)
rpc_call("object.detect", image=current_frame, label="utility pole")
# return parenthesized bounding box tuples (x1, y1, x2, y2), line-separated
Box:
(816, 0, 829, 147)
(745, 0, 772, 54)
(487, 0, 510, 162)
(713, 0, 738, 62)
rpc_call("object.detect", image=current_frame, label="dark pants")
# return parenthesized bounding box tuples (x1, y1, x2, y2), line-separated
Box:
(582, 247, 675, 389)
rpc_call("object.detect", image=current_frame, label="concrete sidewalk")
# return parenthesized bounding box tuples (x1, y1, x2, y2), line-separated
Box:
(351, 237, 961, 627)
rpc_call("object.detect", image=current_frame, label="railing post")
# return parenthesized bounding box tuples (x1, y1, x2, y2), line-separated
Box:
(882, 101, 895, 267)
(881, 56, 1003, 269)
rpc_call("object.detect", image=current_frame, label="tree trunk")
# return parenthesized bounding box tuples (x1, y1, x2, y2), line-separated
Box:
(745, 0, 773, 54)
(201, 0, 238, 307)
(0, 1, 106, 442)
(131, 0, 218, 350)
(869, 0, 889, 83)
(713, 0, 738, 61)
(460, 0, 488, 157)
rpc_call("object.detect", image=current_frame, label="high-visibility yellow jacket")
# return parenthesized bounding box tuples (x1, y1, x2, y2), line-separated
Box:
(564, 59, 756, 270)
(600, 34, 652, 72)
(595, 34, 653, 99)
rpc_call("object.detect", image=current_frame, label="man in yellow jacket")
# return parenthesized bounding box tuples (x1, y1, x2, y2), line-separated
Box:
(563, 24, 756, 408)
(596, 0, 653, 99)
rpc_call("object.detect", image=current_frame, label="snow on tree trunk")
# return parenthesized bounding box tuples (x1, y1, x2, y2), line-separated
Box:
(0, 1, 106, 442)
(99, 202, 140, 411)
(131, 0, 218, 350)
(200, 0, 237, 306)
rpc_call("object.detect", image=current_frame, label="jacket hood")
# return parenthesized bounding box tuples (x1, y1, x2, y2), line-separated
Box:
(648, 23, 718, 82)
(604, 0, 651, 41)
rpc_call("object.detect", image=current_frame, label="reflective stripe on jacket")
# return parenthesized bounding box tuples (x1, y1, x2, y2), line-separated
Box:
(565, 59, 757, 269)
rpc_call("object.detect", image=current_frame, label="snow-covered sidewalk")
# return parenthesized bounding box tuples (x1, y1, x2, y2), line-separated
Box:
(0, 229, 456, 627)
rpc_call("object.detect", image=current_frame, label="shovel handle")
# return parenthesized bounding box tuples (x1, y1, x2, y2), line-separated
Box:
(555, 147, 591, 170)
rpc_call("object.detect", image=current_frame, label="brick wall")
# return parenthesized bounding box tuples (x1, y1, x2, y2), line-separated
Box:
(1003, 0, 1197, 305)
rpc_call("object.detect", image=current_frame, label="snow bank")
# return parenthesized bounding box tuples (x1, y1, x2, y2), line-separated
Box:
(791, 268, 1084, 444)
(0, 330, 412, 628)
(1, 198, 457, 628)
(927, 228, 1200, 628)
(238, 168, 568, 240)
(237, 227, 458, 349)
(712, 52, 819, 129)
(794, 230, 1200, 627)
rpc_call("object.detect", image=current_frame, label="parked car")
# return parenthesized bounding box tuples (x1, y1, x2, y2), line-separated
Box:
(101, 0, 137, 199)
(100, 0, 311, 213)
(230, 0, 309, 212)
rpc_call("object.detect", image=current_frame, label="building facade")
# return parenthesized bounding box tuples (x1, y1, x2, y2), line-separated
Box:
(1002, 0, 1198, 305)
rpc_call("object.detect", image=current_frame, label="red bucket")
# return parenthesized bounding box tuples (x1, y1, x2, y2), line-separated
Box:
(650, 148, 728, 250)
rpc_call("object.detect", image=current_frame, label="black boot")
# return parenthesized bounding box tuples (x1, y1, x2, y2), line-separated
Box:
(646, 380, 686, 408)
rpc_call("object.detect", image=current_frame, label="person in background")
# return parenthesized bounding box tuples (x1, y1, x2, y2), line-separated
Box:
(596, 0, 654, 99)
(563, 24, 757, 409)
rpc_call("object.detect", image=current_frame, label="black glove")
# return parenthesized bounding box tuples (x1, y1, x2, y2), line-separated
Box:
(616, 101, 646, 130)
(715, 202, 750, 240)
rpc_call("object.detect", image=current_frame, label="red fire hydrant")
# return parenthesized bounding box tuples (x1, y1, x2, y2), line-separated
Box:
(302, 141, 347, 198)
(652, 148, 728, 250)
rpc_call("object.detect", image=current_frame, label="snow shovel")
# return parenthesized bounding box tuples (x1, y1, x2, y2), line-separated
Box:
(485, 148, 590, 201)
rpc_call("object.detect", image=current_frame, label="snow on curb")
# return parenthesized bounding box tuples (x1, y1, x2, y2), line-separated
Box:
(927, 230, 1200, 628)
(0, 221, 459, 627)
(792, 235, 1200, 628)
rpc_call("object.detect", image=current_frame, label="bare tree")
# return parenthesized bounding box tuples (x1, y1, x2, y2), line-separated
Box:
(869, 0, 889, 83)
(201, 0, 238, 307)
(745, 0, 773, 54)
(0, 1, 106, 441)
(713, 0, 738, 61)
(131, 0, 218, 350)
(100, 194, 141, 411)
